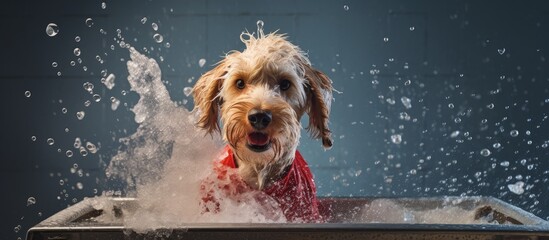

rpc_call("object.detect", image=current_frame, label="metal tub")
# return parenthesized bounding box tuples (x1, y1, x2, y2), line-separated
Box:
(27, 196, 549, 240)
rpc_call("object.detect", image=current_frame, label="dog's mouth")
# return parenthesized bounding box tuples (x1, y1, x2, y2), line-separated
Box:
(246, 132, 271, 152)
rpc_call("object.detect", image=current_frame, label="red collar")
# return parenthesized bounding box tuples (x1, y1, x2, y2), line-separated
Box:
(218, 145, 322, 222)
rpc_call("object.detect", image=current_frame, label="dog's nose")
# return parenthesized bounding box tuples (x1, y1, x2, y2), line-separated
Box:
(248, 110, 272, 130)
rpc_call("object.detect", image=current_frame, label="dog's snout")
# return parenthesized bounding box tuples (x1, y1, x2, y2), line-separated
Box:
(248, 110, 272, 130)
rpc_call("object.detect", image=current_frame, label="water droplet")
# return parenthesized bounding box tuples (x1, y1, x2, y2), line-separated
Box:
(391, 134, 402, 144)
(76, 111, 85, 120)
(74, 36, 81, 42)
(70, 61, 76, 66)
(493, 142, 501, 148)
(84, 100, 91, 107)
(386, 98, 395, 105)
(409, 26, 415, 31)
(102, 73, 116, 90)
(404, 79, 411, 85)
(85, 18, 94, 27)
(74, 138, 82, 149)
(121, 90, 127, 96)
(153, 33, 163, 43)
(450, 130, 460, 138)
(198, 58, 206, 67)
(92, 94, 101, 102)
(101, 2, 106, 9)
(498, 48, 506, 55)
(110, 97, 120, 111)
(73, 48, 81, 56)
(44, 23, 59, 36)
(57, 71, 62, 76)
(480, 148, 491, 157)
(76, 182, 84, 190)
(141, 17, 147, 24)
(510, 130, 519, 137)
(66, 150, 73, 157)
(343, 5, 349, 11)
(400, 96, 412, 109)
(59, 179, 65, 185)
(152, 22, 158, 31)
(383, 37, 389, 42)
(31, 136, 37, 141)
(47, 138, 55, 145)
(27, 197, 36, 206)
(179, 88, 194, 99)
(83, 82, 94, 93)
(454, 117, 462, 123)
(508, 181, 524, 195)
(448, 103, 454, 109)
(14, 225, 21, 233)
(487, 103, 494, 109)
(86, 142, 98, 153)
(80, 146, 88, 156)
(52, 62, 58, 68)
(24, 91, 31, 98)
(500, 161, 509, 167)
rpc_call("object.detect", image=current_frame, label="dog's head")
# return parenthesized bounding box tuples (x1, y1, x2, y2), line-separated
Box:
(192, 32, 332, 186)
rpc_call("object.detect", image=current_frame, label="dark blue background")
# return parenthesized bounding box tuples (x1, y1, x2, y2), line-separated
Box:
(2, 1, 549, 239)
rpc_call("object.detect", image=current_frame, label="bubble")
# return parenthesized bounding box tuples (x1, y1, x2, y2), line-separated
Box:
(400, 96, 412, 109)
(27, 197, 36, 206)
(85, 18, 94, 27)
(486, 103, 494, 109)
(59, 179, 65, 185)
(46, 138, 55, 146)
(141, 17, 147, 24)
(198, 58, 206, 67)
(92, 94, 101, 102)
(510, 130, 519, 137)
(84, 100, 91, 107)
(480, 148, 491, 157)
(153, 33, 163, 43)
(183, 87, 193, 97)
(86, 142, 98, 153)
(52, 62, 58, 68)
(383, 37, 389, 42)
(101, 2, 106, 9)
(450, 130, 460, 138)
(404, 79, 411, 85)
(390, 134, 402, 144)
(409, 26, 415, 31)
(448, 103, 454, 109)
(24, 90, 31, 98)
(454, 117, 461, 123)
(508, 181, 525, 195)
(70, 61, 76, 66)
(498, 48, 506, 55)
(76, 182, 84, 190)
(83, 82, 94, 93)
(73, 48, 81, 56)
(343, 5, 349, 11)
(14, 225, 21, 233)
(500, 161, 510, 167)
(386, 98, 395, 105)
(76, 111, 85, 120)
(45, 23, 59, 37)
(75, 36, 81, 42)
(57, 71, 62, 76)
(493, 142, 501, 148)
(31, 136, 36, 141)
(66, 150, 73, 157)
(152, 22, 158, 31)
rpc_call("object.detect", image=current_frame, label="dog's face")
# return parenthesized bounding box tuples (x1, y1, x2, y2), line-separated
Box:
(192, 32, 332, 188)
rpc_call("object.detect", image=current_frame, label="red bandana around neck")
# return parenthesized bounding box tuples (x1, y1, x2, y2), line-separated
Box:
(203, 145, 322, 223)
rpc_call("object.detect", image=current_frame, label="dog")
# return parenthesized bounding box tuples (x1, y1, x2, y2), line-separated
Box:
(192, 30, 333, 223)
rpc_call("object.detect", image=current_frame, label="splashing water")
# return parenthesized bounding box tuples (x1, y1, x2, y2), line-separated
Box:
(102, 48, 285, 233)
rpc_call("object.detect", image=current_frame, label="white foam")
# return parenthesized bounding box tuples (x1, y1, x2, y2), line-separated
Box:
(104, 48, 285, 234)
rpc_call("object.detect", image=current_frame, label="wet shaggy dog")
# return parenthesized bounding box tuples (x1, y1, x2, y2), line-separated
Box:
(192, 30, 333, 222)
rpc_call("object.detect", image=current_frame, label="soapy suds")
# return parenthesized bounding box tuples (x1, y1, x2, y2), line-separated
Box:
(104, 48, 285, 233)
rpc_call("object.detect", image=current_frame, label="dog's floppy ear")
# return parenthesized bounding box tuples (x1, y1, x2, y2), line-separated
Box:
(192, 60, 228, 134)
(303, 65, 333, 149)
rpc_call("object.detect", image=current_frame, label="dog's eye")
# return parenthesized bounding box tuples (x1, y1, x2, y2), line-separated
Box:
(280, 79, 291, 91)
(236, 79, 245, 89)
